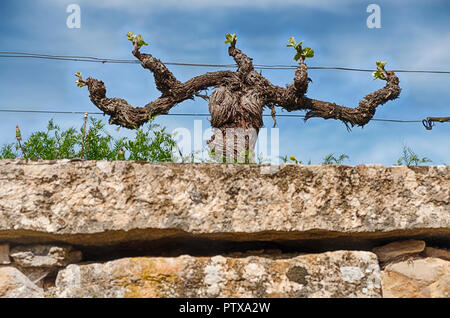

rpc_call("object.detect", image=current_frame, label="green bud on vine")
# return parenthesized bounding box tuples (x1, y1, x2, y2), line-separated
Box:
(127, 31, 148, 49)
(287, 36, 314, 61)
(373, 61, 387, 80)
(75, 79, 86, 87)
(301, 47, 314, 59)
(372, 71, 385, 80)
(126, 32, 134, 41)
(118, 148, 125, 160)
(376, 61, 387, 69)
(135, 34, 148, 48)
(224, 33, 237, 46)
(16, 125, 22, 141)
(286, 36, 302, 50)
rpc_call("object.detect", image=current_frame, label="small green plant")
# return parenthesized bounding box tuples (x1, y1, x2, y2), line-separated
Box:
(19, 119, 80, 160)
(396, 146, 432, 166)
(15, 125, 27, 157)
(256, 153, 270, 164)
(321, 153, 349, 165)
(0, 117, 177, 162)
(289, 155, 301, 164)
(0, 144, 16, 159)
(286, 36, 314, 61)
(279, 155, 303, 164)
(82, 118, 119, 160)
(124, 122, 176, 162)
(177, 149, 202, 163)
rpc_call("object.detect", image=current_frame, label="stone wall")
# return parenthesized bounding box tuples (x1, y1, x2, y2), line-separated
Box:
(0, 160, 448, 298)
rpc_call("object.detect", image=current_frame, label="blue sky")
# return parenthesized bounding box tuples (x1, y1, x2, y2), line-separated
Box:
(0, 0, 449, 164)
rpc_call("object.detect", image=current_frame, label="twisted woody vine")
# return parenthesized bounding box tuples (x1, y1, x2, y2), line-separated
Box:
(75, 32, 401, 162)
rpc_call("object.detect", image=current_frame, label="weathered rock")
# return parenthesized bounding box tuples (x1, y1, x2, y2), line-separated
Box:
(0, 267, 43, 298)
(0, 161, 448, 246)
(0, 244, 10, 264)
(381, 257, 450, 298)
(424, 247, 450, 261)
(10, 245, 82, 268)
(14, 267, 54, 288)
(372, 240, 426, 263)
(54, 251, 381, 298)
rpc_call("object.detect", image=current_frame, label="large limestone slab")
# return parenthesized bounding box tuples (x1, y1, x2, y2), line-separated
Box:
(54, 251, 381, 298)
(0, 160, 448, 245)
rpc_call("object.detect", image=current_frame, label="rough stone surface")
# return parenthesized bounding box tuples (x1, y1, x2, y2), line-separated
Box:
(372, 240, 426, 263)
(0, 161, 448, 298)
(381, 257, 450, 298)
(0, 161, 448, 245)
(0, 267, 43, 298)
(0, 244, 10, 264)
(424, 247, 450, 261)
(14, 266, 54, 288)
(10, 245, 82, 268)
(53, 251, 381, 298)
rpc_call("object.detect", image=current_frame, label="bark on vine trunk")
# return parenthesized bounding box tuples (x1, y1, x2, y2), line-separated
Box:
(80, 36, 401, 163)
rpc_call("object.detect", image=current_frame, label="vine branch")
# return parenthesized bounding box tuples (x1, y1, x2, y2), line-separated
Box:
(77, 32, 401, 131)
